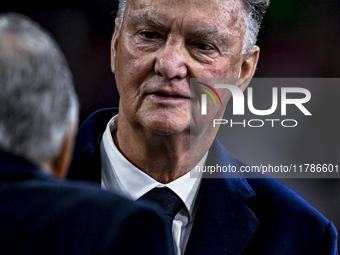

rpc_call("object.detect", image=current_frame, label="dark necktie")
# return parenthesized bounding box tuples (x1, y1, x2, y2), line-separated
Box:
(139, 187, 184, 224)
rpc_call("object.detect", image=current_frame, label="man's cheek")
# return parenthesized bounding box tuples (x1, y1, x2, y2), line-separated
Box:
(205, 67, 221, 78)
(121, 50, 153, 80)
(201, 64, 232, 78)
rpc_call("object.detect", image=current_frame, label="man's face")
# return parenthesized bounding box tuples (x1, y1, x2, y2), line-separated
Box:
(111, 0, 253, 136)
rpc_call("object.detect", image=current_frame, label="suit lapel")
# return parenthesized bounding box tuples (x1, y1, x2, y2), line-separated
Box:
(184, 139, 259, 255)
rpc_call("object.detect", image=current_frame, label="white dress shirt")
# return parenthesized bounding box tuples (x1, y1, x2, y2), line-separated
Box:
(100, 115, 207, 255)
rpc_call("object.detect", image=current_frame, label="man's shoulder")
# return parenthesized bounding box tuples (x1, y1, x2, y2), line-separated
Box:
(47, 178, 165, 223)
(241, 175, 337, 253)
(208, 144, 337, 253)
(68, 108, 118, 182)
(210, 140, 337, 250)
(76, 108, 118, 150)
(230, 156, 331, 227)
(234, 157, 329, 224)
(0, 169, 171, 254)
(2, 164, 159, 219)
(212, 139, 329, 221)
(52, 179, 173, 255)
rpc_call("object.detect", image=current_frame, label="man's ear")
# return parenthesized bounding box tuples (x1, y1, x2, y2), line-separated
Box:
(237, 46, 260, 92)
(50, 123, 77, 179)
(111, 18, 121, 74)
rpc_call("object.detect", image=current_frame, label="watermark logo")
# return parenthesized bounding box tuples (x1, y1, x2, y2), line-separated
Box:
(190, 78, 340, 180)
(193, 79, 312, 128)
(195, 82, 222, 115)
(198, 84, 312, 117)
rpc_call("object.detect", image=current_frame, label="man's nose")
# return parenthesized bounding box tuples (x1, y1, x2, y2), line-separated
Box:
(154, 41, 188, 80)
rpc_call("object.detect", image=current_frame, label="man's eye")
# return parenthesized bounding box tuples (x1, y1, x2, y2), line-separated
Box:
(194, 43, 214, 51)
(141, 31, 158, 39)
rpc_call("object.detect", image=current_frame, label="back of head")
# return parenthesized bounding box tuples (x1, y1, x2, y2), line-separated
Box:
(0, 13, 78, 165)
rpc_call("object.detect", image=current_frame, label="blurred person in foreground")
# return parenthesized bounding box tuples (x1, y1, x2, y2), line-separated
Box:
(0, 13, 174, 255)
(68, 0, 338, 254)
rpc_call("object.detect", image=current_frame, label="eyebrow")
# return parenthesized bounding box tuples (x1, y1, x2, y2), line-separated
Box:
(190, 29, 229, 46)
(130, 13, 168, 31)
(192, 30, 219, 38)
(129, 13, 231, 46)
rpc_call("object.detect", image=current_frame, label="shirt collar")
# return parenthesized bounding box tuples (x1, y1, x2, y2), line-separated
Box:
(100, 115, 207, 219)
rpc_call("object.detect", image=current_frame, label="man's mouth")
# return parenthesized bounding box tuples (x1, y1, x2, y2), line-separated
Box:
(153, 93, 188, 99)
(148, 91, 190, 101)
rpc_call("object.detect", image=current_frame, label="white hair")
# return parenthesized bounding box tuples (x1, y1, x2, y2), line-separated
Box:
(0, 13, 79, 165)
(116, 0, 270, 54)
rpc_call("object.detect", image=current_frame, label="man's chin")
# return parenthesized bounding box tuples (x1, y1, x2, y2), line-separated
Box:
(132, 106, 190, 135)
(140, 118, 190, 137)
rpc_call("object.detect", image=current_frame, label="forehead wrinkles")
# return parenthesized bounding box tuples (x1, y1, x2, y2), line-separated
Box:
(195, 0, 245, 35)
(125, 0, 178, 28)
(125, 0, 245, 41)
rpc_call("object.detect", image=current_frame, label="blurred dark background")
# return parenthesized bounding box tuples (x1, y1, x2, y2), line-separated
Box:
(2, 0, 340, 246)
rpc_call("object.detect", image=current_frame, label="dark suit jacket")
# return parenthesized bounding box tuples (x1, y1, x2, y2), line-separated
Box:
(68, 108, 338, 255)
(0, 149, 174, 255)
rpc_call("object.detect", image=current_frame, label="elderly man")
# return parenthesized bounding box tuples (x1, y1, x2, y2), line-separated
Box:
(0, 13, 174, 255)
(69, 0, 338, 254)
